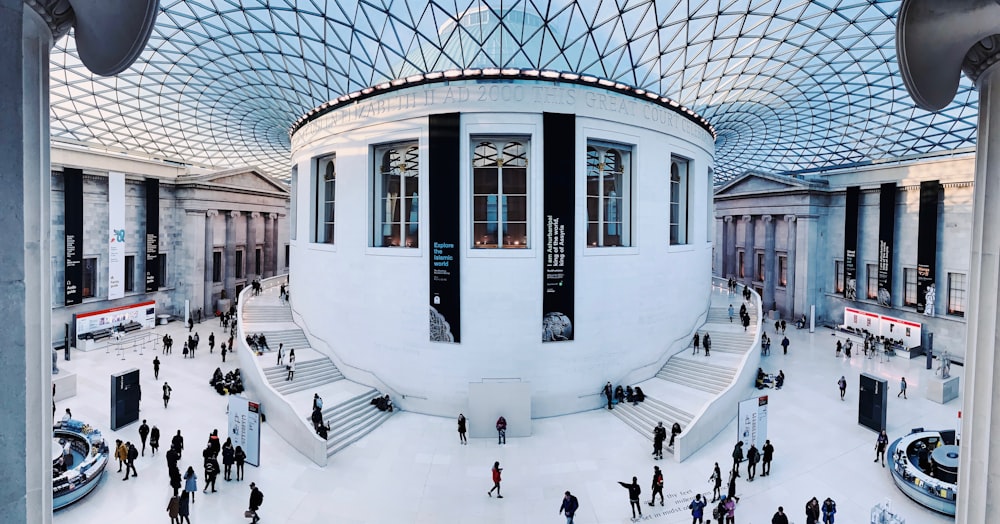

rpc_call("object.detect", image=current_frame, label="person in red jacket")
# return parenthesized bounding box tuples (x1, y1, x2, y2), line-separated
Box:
(488, 461, 503, 498)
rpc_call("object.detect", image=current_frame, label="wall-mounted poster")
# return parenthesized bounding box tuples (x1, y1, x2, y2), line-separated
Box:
(108, 172, 126, 300)
(843, 186, 860, 301)
(916, 180, 939, 315)
(542, 113, 576, 342)
(428, 113, 461, 343)
(145, 178, 160, 292)
(64, 168, 84, 305)
(876, 183, 896, 307)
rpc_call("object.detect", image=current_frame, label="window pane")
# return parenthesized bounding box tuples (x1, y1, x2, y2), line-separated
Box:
(604, 222, 622, 246)
(474, 142, 497, 167)
(502, 142, 527, 167)
(587, 222, 599, 246)
(381, 224, 401, 247)
(587, 173, 600, 199)
(503, 168, 527, 194)
(324, 224, 335, 244)
(474, 168, 498, 193)
(503, 222, 527, 247)
(505, 196, 527, 221)
(587, 195, 599, 222)
(474, 222, 498, 247)
(473, 196, 494, 222)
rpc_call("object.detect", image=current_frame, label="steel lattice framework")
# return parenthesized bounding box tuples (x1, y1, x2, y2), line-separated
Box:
(49, 1, 979, 182)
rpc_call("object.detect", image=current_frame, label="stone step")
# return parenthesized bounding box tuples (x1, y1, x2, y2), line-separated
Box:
(327, 409, 394, 457)
(656, 370, 728, 394)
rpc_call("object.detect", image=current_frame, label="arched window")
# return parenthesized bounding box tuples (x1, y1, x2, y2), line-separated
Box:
(586, 141, 631, 247)
(472, 137, 529, 248)
(670, 157, 689, 245)
(313, 154, 335, 244)
(375, 142, 419, 247)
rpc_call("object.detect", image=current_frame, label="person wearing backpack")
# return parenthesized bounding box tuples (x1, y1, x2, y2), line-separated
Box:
(559, 491, 579, 523)
(746, 443, 761, 481)
(688, 493, 707, 523)
(247, 482, 263, 523)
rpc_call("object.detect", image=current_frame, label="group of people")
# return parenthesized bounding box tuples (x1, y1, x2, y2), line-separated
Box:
(725, 277, 751, 300)
(692, 331, 712, 356)
(650, 421, 683, 460)
(755, 367, 785, 390)
(245, 333, 270, 353)
(311, 393, 331, 439)
(208, 367, 244, 395)
(371, 394, 394, 412)
(602, 382, 646, 409)
(835, 337, 854, 358)
(728, 302, 753, 331)
(773, 319, 788, 334)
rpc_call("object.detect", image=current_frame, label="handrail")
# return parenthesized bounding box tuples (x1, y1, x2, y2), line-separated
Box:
(235, 274, 329, 467)
(673, 278, 763, 462)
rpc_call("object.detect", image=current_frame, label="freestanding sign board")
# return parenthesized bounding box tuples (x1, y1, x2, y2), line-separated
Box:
(738, 395, 769, 451)
(110, 368, 140, 430)
(228, 395, 261, 466)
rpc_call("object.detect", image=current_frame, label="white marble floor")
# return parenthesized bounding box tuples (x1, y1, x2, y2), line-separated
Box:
(52, 314, 959, 524)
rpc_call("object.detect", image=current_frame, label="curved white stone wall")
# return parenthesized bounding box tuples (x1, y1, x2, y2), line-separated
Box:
(289, 78, 715, 417)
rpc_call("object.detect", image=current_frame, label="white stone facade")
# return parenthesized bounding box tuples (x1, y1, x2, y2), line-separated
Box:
(290, 79, 716, 417)
(50, 145, 290, 343)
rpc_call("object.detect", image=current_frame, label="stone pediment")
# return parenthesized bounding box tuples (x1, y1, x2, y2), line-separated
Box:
(715, 172, 821, 196)
(180, 167, 289, 194)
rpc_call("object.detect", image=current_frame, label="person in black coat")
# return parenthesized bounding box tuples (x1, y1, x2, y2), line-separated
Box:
(772, 506, 789, 524)
(248, 482, 263, 523)
(222, 438, 235, 481)
(603, 382, 613, 410)
(138, 420, 150, 456)
(235, 446, 247, 481)
(762, 440, 774, 476)
(747, 443, 760, 481)
(732, 441, 744, 477)
(617, 476, 642, 520)
(150, 425, 160, 455)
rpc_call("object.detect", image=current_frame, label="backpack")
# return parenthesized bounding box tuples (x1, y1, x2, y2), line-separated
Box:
(712, 505, 721, 519)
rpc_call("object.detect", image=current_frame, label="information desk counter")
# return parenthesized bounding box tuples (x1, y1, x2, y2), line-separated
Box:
(53, 418, 109, 510)
(887, 429, 958, 516)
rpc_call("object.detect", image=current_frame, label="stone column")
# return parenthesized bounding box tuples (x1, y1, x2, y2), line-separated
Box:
(784, 215, 797, 317)
(724, 216, 736, 278)
(0, 6, 64, 522)
(762, 215, 776, 311)
(246, 212, 258, 279)
(271, 214, 280, 274)
(224, 210, 239, 295)
(742, 214, 755, 285)
(956, 44, 1000, 524)
(203, 210, 217, 314)
(263, 213, 276, 278)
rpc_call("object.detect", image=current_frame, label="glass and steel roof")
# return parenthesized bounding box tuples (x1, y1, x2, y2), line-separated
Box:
(49, 1, 979, 182)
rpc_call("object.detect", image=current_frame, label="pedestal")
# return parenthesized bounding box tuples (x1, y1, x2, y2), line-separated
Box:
(927, 376, 960, 404)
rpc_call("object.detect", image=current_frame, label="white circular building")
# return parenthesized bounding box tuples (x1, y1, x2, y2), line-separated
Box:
(289, 72, 716, 417)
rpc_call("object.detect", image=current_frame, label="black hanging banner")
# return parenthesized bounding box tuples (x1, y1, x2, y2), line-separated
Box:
(428, 113, 461, 343)
(877, 183, 896, 307)
(542, 112, 575, 342)
(916, 180, 940, 315)
(145, 178, 160, 292)
(843, 186, 860, 301)
(64, 168, 84, 306)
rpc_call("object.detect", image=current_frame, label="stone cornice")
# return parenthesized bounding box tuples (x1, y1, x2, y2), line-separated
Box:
(963, 35, 1000, 86)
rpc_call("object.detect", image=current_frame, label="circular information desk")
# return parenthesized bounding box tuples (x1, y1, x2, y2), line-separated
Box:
(887, 429, 958, 515)
(53, 418, 109, 510)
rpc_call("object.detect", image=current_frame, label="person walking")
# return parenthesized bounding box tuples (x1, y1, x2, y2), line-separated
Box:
(692, 332, 700, 355)
(652, 421, 666, 459)
(805, 497, 821, 524)
(286, 359, 295, 381)
(898, 377, 908, 399)
(166, 494, 180, 524)
(821, 497, 837, 524)
(731, 441, 744, 477)
(221, 343, 227, 362)
(875, 429, 889, 466)
(457, 413, 467, 445)
(727, 468, 739, 502)
(559, 491, 579, 524)
(247, 482, 263, 523)
(762, 439, 774, 476)
(150, 425, 160, 455)
(123, 442, 138, 479)
(723, 492, 737, 524)
(604, 381, 614, 410)
(208, 332, 215, 353)
(647, 465, 664, 506)
(183, 466, 198, 503)
(746, 443, 760, 481)
(496, 416, 507, 445)
(162, 382, 172, 408)
(488, 461, 503, 498)
(728, 304, 734, 322)
(114, 439, 127, 472)
(617, 476, 642, 520)
(780, 319, 786, 333)
(709, 462, 722, 502)
(138, 419, 150, 456)
(689, 493, 707, 523)
(781, 335, 790, 355)
(153, 356, 160, 380)
(203, 454, 219, 493)
(177, 491, 191, 524)
(277, 344, 284, 366)
(837, 376, 847, 401)
(704, 333, 712, 356)
(772, 506, 790, 524)
(235, 445, 246, 481)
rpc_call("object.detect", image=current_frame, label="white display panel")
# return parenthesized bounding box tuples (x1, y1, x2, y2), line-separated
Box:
(108, 171, 126, 300)
(844, 306, 922, 348)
